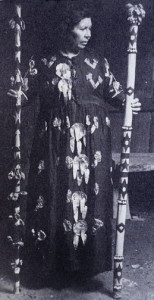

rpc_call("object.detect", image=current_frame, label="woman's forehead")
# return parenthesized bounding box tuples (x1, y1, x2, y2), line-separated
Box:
(76, 18, 92, 28)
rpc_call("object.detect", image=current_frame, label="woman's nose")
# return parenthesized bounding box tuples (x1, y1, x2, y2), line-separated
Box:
(85, 29, 91, 38)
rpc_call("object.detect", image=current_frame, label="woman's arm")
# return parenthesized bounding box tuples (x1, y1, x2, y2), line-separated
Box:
(103, 58, 141, 113)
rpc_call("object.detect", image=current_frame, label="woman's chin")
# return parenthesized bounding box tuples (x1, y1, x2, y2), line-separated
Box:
(78, 44, 87, 49)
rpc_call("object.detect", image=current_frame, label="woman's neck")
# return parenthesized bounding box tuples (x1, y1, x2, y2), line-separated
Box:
(60, 49, 80, 59)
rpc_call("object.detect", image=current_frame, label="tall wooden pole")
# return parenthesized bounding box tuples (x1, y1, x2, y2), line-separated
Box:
(7, 2, 26, 294)
(113, 4, 145, 299)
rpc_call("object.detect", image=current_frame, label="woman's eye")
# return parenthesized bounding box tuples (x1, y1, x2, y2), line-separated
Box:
(80, 27, 91, 31)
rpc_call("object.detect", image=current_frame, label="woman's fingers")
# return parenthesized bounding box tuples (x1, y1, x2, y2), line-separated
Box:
(131, 98, 141, 115)
(131, 105, 141, 110)
(131, 98, 141, 112)
(132, 107, 141, 115)
(132, 97, 140, 104)
(133, 111, 139, 115)
(131, 102, 141, 107)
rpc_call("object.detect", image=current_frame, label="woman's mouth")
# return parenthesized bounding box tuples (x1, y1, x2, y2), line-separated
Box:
(80, 41, 88, 45)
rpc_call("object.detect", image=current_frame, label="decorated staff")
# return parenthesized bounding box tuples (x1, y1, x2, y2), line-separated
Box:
(7, 2, 26, 294)
(113, 4, 145, 299)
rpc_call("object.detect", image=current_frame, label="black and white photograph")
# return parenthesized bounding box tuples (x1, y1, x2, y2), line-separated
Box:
(0, 0, 154, 299)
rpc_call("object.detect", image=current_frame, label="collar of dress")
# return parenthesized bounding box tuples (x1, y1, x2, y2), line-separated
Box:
(60, 50, 80, 60)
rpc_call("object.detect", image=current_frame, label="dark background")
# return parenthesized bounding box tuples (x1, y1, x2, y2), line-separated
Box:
(0, 0, 154, 217)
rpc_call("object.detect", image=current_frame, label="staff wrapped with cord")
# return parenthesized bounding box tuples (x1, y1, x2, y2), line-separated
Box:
(7, 2, 26, 294)
(113, 4, 145, 299)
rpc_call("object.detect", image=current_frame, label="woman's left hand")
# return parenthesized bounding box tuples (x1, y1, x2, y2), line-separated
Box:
(131, 98, 141, 115)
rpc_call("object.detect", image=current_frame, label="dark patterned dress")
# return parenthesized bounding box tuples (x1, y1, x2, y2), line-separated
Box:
(26, 48, 125, 275)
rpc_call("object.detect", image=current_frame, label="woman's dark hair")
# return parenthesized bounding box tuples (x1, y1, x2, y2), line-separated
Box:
(52, 2, 93, 52)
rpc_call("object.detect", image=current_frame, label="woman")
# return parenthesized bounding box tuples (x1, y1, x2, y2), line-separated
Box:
(8, 4, 141, 277)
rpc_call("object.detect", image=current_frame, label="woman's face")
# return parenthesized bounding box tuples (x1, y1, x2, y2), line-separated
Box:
(72, 18, 92, 49)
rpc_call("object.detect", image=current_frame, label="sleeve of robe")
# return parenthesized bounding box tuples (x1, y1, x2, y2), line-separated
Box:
(102, 57, 126, 109)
